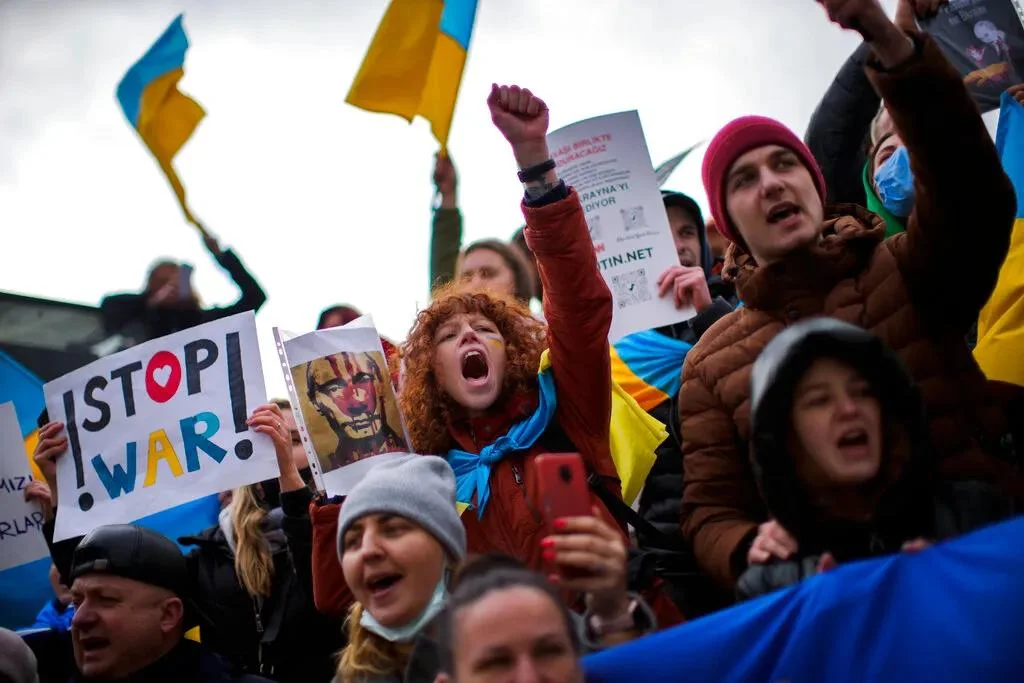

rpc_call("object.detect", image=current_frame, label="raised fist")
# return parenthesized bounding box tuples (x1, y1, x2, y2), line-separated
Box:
(895, 0, 948, 31)
(433, 153, 457, 195)
(817, 0, 892, 39)
(487, 84, 550, 148)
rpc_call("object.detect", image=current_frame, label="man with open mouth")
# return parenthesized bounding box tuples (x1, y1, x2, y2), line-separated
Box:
(679, 0, 1021, 595)
(57, 524, 271, 682)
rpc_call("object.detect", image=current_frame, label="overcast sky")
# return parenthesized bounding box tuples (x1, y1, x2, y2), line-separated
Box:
(0, 0, 902, 396)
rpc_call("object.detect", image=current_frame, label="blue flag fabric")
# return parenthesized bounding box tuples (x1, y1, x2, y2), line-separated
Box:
(0, 349, 222, 629)
(584, 516, 1024, 682)
(446, 368, 557, 517)
(611, 329, 692, 410)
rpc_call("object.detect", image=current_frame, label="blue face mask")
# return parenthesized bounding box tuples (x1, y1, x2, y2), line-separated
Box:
(873, 145, 915, 218)
(359, 572, 448, 643)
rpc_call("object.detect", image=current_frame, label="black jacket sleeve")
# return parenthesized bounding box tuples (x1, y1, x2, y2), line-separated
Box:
(804, 42, 881, 207)
(933, 480, 1014, 539)
(735, 556, 821, 602)
(100, 294, 147, 335)
(42, 519, 81, 586)
(201, 249, 268, 322)
(688, 297, 734, 341)
(279, 487, 317, 606)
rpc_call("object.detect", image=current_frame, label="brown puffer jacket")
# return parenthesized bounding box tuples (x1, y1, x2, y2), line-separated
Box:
(679, 34, 1020, 589)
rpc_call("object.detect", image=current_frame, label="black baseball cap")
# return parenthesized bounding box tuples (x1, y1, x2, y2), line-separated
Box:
(69, 525, 208, 628)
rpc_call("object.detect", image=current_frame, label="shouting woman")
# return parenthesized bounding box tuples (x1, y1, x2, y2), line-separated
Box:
(308, 83, 658, 632)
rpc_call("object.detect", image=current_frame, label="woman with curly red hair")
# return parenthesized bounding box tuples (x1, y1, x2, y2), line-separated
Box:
(305, 84, 650, 638)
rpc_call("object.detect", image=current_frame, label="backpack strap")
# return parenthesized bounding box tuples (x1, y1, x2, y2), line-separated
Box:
(587, 473, 678, 550)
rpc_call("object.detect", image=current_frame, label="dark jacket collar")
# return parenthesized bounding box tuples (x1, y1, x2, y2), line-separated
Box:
(72, 640, 242, 683)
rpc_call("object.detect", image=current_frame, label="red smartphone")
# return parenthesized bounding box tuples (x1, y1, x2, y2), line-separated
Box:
(532, 453, 592, 580)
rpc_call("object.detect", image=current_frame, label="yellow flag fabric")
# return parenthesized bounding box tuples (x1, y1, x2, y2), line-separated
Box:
(345, 0, 476, 149)
(116, 15, 205, 226)
(975, 92, 1024, 387)
(976, 218, 1024, 386)
(539, 350, 664, 506)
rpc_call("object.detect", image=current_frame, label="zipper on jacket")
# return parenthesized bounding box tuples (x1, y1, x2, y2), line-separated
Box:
(251, 595, 264, 672)
(512, 461, 543, 524)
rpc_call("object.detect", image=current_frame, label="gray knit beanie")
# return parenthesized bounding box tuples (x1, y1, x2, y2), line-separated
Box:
(337, 455, 467, 563)
(0, 627, 40, 683)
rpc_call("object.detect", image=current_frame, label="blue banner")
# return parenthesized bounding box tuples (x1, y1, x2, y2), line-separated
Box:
(585, 516, 1024, 682)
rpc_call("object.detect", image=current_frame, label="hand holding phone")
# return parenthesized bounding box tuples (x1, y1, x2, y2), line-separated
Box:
(533, 453, 593, 581)
(533, 453, 628, 600)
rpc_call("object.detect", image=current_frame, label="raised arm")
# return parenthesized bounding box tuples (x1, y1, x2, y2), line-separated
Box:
(200, 230, 268, 319)
(804, 41, 879, 206)
(487, 84, 616, 481)
(430, 153, 464, 291)
(822, 0, 1015, 333)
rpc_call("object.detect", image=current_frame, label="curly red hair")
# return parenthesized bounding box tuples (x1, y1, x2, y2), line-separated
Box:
(399, 284, 546, 454)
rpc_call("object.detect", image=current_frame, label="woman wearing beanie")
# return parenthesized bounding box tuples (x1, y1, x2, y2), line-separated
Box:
(335, 455, 467, 682)
(337, 458, 653, 683)
(736, 319, 1011, 600)
(678, 0, 1021, 592)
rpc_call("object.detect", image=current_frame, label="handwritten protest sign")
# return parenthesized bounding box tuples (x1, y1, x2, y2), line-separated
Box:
(275, 315, 411, 496)
(0, 402, 50, 571)
(44, 312, 277, 542)
(920, 0, 1024, 111)
(548, 111, 693, 341)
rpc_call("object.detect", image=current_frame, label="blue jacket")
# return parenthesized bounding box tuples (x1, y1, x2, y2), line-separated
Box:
(31, 599, 74, 632)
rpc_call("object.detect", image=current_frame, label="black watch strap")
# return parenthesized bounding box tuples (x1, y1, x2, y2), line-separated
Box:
(517, 158, 556, 183)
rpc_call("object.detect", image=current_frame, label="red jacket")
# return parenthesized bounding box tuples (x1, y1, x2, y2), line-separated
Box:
(310, 190, 630, 611)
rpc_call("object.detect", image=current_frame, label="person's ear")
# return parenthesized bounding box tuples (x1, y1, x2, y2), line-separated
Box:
(159, 597, 185, 635)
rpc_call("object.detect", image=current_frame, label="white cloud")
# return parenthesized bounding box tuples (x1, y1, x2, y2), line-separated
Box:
(0, 0, 898, 397)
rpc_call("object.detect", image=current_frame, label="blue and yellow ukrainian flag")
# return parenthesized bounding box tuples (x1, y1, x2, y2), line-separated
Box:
(346, 0, 478, 149)
(0, 351, 50, 628)
(540, 351, 664, 507)
(116, 14, 205, 225)
(975, 91, 1024, 387)
(610, 329, 692, 413)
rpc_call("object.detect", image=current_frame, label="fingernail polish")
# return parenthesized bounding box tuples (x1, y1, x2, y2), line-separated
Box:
(540, 538, 554, 548)
(554, 519, 567, 530)
(542, 550, 555, 561)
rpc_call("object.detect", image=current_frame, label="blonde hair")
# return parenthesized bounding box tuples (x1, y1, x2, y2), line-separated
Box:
(337, 603, 413, 682)
(230, 485, 274, 598)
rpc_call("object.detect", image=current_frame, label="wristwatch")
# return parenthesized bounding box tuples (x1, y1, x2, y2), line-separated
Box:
(588, 597, 640, 638)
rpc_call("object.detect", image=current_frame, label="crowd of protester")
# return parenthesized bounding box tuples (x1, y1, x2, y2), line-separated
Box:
(5, 0, 1024, 681)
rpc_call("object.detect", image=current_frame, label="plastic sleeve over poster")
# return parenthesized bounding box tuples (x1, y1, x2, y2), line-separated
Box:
(274, 315, 412, 497)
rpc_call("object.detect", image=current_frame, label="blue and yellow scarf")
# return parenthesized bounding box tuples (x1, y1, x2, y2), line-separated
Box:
(447, 350, 665, 518)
